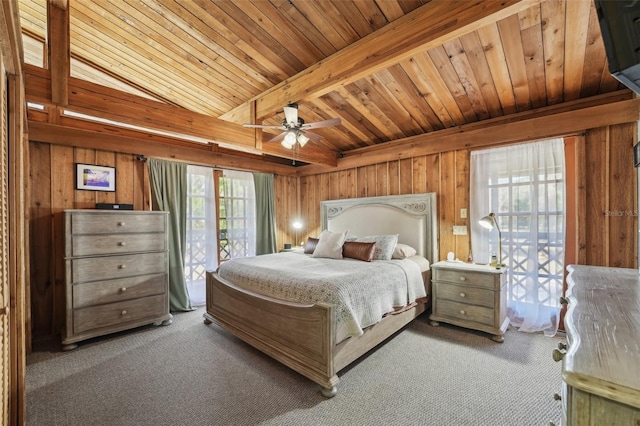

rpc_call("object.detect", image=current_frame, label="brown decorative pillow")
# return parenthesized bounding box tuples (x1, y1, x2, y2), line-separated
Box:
(304, 237, 319, 254)
(342, 241, 376, 262)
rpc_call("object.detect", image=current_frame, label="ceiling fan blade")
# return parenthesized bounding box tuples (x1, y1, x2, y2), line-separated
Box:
(267, 132, 287, 143)
(283, 104, 298, 126)
(243, 123, 285, 130)
(301, 118, 341, 130)
(302, 131, 324, 141)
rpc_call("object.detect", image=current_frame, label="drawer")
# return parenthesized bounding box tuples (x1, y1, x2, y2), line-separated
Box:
(434, 299, 495, 326)
(69, 212, 166, 235)
(433, 282, 495, 308)
(73, 273, 167, 308)
(70, 252, 167, 283)
(433, 268, 499, 289)
(73, 294, 167, 334)
(70, 233, 167, 257)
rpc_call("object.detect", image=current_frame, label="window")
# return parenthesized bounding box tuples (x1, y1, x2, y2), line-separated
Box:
(471, 139, 565, 335)
(183, 167, 256, 305)
(218, 170, 256, 262)
(184, 165, 217, 306)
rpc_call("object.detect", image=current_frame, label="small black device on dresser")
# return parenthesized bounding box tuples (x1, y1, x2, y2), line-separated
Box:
(95, 203, 134, 210)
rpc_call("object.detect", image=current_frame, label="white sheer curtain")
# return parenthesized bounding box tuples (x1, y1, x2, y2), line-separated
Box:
(185, 165, 217, 307)
(222, 170, 256, 258)
(470, 139, 565, 336)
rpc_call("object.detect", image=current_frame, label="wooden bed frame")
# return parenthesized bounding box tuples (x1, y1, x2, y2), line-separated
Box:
(204, 193, 438, 397)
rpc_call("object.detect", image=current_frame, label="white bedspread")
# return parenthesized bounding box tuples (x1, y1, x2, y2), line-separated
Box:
(217, 252, 427, 343)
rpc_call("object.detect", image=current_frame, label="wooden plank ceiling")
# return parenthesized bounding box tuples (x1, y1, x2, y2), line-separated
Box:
(18, 0, 623, 167)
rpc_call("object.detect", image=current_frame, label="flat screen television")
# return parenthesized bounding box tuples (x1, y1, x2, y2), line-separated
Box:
(594, 0, 640, 95)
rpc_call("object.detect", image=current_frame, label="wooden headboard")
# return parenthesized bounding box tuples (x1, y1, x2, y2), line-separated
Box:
(320, 193, 438, 263)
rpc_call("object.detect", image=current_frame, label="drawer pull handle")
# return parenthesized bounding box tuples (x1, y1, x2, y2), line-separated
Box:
(459, 310, 466, 315)
(553, 393, 562, 401)
(552, 349, 565, 362)
(118, 264, 126, 269)
(118, 221, 126, 227)
(120, 287, 127, 293)
(558, 342, 567, 351)
(459, 276, 466, 281)
(121, 310, 127, 316)
(118, 241, 127, 246)
(559, 296, 569, 305)
(459, 292, 466, 298)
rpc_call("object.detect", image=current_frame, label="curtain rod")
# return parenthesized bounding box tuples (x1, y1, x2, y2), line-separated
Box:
(135, 155, 275, 175)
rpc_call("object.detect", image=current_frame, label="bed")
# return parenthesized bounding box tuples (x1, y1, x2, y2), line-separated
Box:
(203, 193, 438, 397)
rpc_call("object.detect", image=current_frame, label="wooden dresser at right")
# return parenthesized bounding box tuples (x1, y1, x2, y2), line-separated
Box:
(62, 209, 171, 350)
(556, 265, 640, 425)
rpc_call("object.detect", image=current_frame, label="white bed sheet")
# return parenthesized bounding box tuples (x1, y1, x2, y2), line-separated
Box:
(217, 252, 427, 343)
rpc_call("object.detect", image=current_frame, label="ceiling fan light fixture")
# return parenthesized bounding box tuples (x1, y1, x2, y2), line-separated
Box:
(282, 131, 296, 149)
(244, 104, 341, 151)
(297, 132, 309, 147)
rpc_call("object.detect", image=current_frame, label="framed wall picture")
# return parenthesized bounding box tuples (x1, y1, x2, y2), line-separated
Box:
(75, 163, 116, 192)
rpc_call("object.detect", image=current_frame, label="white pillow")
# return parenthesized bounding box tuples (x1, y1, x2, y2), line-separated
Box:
(392, 243, 417, 259)
(312, 230, 348, 259)
(356, 234, 399, 260)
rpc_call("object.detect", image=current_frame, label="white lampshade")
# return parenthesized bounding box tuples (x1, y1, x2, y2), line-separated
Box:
(479, 213, 496, 230)
(282, 131, 296, 149)
(297, 133, 310, 147)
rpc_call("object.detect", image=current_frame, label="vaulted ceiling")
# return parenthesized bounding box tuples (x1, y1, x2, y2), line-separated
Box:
(18, 0, 625, 167)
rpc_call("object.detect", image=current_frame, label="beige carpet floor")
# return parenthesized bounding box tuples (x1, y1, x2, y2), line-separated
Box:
(26, 307, 564, 426)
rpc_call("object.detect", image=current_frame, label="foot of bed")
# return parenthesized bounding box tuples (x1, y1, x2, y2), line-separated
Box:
(429, 320, 440, 327)
(321, 386, 338, 398)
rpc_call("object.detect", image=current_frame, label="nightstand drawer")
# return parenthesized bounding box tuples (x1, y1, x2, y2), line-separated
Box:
(434, 299, 494, 326)
(434, 282, 494, 308)
(433, 268, 498, 289)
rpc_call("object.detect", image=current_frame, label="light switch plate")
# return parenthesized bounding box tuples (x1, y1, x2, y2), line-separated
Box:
(460, 208, 467, 218)
(453, 225, 468, 235)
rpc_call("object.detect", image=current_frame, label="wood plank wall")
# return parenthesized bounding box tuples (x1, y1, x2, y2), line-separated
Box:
(27, 121, 638, 342)
(582, 122, 638, 267)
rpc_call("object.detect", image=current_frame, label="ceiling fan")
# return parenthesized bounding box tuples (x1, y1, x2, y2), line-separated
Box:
(243, 103, 341, 149)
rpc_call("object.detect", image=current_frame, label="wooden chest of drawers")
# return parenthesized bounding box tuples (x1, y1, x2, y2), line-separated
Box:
(553, 265, 640, 425)
(62, 210, 171, 350)
(429, 261, 509, 342)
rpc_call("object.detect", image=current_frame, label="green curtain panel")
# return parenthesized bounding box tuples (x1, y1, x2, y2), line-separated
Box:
(148, 159, 193, 312)
(253, 172, 277, 255)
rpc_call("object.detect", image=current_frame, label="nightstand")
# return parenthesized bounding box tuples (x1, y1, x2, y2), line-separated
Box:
(429, 261, 509, 342)
(279, 248, 304, 253)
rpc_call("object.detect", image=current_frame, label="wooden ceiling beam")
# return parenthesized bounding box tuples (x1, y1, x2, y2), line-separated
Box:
(223, 0, 540, 124)
(47, 0, 70, 106)
(25, 64, 256, 147)
(49, 0, 68, 10)
(27, 119, 300, 176)
(296, 91, 640, 175)
(24, 65, 337, 167)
